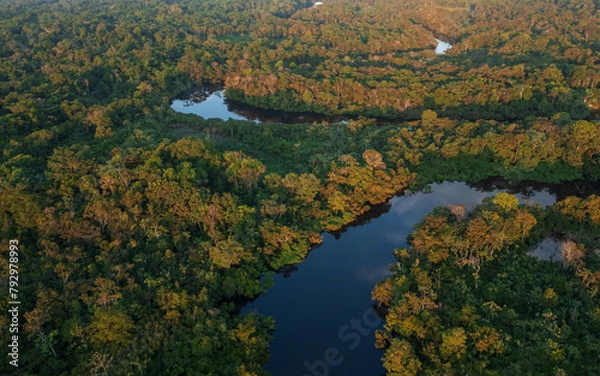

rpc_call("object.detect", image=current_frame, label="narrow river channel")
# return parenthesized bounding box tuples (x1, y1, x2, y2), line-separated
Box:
(170, 90, 597, 376)
(241, 181, 557, 376)
(169, 83, 600, 375)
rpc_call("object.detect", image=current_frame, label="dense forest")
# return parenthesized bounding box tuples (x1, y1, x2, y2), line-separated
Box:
(0, 0, 598, 375)
(373, 193, 600, 375)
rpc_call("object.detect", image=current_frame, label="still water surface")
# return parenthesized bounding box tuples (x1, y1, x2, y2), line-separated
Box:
(171, 90, 252, 121)
(435, 39, 452, 55)
(171, 88, 347, 124)
(242, 181, 557, 376)
(170, 89, 597, 375)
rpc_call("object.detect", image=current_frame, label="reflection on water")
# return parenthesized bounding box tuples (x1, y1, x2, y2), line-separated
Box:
(471, 177, 600, 201)
(171, 88, 349, 124)
(242, 180, 570, 376)
(529, 237, 563, 262)
(435, 39, 452, 55)
(170, 86, 600, 376)
(170, 90, 254, 122)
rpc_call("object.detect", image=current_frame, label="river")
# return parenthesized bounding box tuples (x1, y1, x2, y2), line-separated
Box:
(171, 90, 251, 122)
(171, 87, 348, 124)
(170, 87, 597, 376)
(241, 180, 565, 376)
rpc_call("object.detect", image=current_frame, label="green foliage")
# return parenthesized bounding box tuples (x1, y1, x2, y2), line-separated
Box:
(376, 195, 600, 375)
(0, 0, 598, 374)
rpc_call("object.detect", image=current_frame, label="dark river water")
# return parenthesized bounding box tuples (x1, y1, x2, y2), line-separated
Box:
(239, 181, 562, 376)
(171, 91, 598, 376)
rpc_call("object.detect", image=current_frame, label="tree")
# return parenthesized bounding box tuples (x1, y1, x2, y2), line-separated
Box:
(470, 326, 504, 354)
(363, 149, 386, 170)
(440, 327, 467, 360)
(492, 192, 519, 212)
(208, 237, 252, 269)
(372, 278, 396, 307)
(383, 339, 422, 376)
(85, 107, 114, 139)
(560, 240, 584, 269)
(89, 308, 134, 353)
(223, 151, 266, 191)
(448, 203, 466, 222)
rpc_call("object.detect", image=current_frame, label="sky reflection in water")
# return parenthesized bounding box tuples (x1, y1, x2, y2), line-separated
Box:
(242, 181, 556, 376)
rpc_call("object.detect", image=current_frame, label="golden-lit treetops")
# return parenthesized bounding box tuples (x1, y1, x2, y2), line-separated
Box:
(0, 0, 598, 375)
(374, 193, 600, 375)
